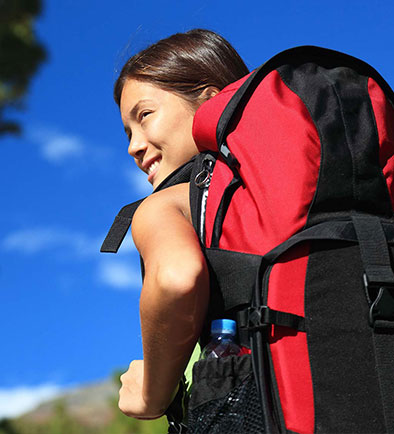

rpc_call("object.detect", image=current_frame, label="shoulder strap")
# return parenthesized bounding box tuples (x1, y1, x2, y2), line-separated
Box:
(100, 200, 145, 253)
(100, 157, 196, 253)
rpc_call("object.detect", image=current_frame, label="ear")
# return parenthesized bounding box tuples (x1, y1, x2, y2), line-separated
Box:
(199, 86, 220, 103)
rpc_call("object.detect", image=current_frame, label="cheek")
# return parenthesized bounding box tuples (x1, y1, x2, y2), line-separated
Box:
(170, 113, 196, 151)
(149, 104, 197, 163)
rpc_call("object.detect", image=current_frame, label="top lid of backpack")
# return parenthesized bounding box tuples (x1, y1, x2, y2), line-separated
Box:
(192, 46, 394, 254)
(193, 45, 394, 153)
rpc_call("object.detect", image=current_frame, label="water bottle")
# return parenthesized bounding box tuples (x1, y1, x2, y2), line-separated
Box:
(200, 319, 242, 359)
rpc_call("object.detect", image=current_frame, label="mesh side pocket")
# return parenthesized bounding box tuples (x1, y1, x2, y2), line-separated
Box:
(187, 355, 264, 434)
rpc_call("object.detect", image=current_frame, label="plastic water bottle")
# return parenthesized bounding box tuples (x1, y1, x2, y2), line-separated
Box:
(200, 319, 242, 359)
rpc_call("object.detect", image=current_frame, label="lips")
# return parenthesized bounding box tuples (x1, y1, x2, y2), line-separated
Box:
(148, 160, 160, 175)
(143, 157, 161, 184)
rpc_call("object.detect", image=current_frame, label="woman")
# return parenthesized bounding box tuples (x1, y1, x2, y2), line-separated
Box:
(115, 29, 249, 420)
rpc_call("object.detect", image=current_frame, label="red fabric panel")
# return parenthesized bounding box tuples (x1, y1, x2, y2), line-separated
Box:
(197, 70, 321, 254)
(193, 70, 319, 432)
(368, 78, 394, 212)
(267, 244, 314, 434)
(192, 74, 251, 153)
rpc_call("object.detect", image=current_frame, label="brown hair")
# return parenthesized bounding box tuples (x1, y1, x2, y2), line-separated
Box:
(114, 29, 249, 109)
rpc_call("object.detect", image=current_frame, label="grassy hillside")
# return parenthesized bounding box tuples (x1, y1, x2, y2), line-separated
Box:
(0, 374, 168, 434)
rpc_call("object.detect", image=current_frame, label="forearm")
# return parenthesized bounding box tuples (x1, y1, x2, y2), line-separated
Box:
(126, 185, 210, 416)
(139, 257, 209, 413)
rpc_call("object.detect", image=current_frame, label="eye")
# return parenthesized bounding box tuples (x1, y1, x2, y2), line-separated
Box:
(139, 110, 152, 121)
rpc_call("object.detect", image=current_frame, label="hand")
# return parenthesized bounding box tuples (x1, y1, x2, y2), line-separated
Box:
(118, 360, 165, 419)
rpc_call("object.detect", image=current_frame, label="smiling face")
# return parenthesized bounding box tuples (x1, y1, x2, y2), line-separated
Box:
(120, 79, 199, 189)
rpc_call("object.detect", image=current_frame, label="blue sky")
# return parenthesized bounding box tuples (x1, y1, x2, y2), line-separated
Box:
(2, 0, 394, 418)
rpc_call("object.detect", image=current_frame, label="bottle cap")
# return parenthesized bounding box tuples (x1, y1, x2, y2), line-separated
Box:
(211, 319, 237, 335)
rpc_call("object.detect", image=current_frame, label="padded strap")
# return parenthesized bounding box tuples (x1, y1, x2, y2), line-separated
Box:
(154, 156, 196, 191)
(189, 152, 217, 244)
(371, 332, 394, 434)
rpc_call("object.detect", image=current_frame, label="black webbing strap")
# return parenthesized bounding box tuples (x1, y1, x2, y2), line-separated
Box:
(352, 215, 394, 286)
(263, 219, 394, 265)
(238, 306, 306, 334)
(211, 171, 243, 248)
(352, 214, 394, 434)
(100, 158, 196, 253)
(249, 257, 281, 434)
(100, 200, 144, 253)
(352, 215, 394, 326)
(205, 219, 394, 324)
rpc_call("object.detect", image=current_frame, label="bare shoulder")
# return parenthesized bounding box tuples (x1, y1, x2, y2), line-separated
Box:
(131, 183, 193, 253)
(134, 183, 191, 223)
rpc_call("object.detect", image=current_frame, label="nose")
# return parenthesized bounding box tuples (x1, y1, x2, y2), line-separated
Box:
(128, 134, 147, 160)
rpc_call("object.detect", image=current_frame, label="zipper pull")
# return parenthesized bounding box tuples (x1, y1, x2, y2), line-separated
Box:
(194, 154, 215, 189)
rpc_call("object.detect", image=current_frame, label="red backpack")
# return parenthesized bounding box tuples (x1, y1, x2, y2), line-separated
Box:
(102, 46, 394, 434)
(186, 46, 394, 434)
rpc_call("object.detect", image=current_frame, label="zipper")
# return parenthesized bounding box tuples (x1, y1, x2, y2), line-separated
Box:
(194, 154, 215, 243)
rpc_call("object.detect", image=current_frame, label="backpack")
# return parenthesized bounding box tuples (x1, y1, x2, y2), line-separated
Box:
(187, 46, 394, 434)
(101, 46, 394, 434)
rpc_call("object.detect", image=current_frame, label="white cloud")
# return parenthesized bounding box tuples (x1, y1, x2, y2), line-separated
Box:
(29, 128, 85, 163)
(41, 134, 84, 162)
(97, 260, 141, 290)
(0, 384, 63, 419)
(2, 227, 102, 256)
(124, 167, 153, 196)
(2, 227, 141, 290)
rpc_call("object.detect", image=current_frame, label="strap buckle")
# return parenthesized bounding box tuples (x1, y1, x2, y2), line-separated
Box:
(238, 306, 272, 332)
(364, 273, 394, 329)
(237, 305, 306, 333)
(248, 306, 272, 331)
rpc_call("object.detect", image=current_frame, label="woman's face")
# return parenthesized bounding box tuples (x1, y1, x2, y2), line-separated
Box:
(120, 79, 199, 189)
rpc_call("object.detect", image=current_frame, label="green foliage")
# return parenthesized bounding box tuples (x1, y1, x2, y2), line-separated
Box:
(103, 410, 168, 434)
(4, 400, 98, 434)
(0, 0, 46, 135)
(0, 418, 19, 434)
(47, 400, 94, 434)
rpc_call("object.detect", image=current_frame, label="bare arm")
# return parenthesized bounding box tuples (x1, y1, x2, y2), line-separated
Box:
(119, 183, 209, 419)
